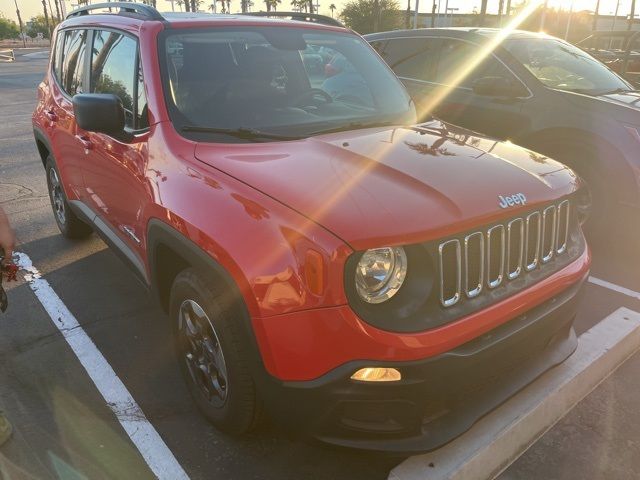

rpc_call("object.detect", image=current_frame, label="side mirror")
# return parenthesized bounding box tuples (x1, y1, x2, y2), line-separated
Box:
(472, 76, 528, 98)
(72, 94, 125, 135)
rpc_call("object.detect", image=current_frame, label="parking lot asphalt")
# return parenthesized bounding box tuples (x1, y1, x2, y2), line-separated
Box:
(1, 49, 639, 480)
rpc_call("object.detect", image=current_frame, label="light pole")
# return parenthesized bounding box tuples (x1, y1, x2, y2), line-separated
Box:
(564, 0, 575, 40)
(612, 0, 620, 30)
(413, 0, 420, 29)
(540, 0, 548, 31)
(592, 0, 600, 31)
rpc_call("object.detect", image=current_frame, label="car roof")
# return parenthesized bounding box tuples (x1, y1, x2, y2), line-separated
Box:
(364, 27, 549, 43)
(60, 9, 347, 34)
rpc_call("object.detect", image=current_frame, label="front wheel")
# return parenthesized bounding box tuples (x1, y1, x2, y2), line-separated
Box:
(45, 157, 93, 239)
(170, 268, 262, 434)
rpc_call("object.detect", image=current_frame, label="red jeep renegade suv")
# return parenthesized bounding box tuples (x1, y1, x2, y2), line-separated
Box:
(33, 3, 591, 452)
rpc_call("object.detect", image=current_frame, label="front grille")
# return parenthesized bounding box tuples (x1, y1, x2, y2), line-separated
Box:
(439, 200, 571, 308)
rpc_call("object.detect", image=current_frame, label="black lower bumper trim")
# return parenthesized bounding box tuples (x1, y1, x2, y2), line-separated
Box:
(256, 276, 586, 454)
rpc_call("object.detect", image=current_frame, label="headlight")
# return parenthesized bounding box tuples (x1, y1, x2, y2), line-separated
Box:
(355, 247, 408, 304)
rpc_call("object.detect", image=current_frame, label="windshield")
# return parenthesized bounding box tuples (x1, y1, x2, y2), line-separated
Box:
(504, 37, 631, 95)
(160, 27, 415, 142)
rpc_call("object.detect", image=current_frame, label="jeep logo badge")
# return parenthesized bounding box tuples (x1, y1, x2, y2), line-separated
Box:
(498, 193, 527, 209)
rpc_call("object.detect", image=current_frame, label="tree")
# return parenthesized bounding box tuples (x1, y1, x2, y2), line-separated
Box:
(329, 3, 336, 16)
(340, 0, 401, 34)
(176, 0, 184, 10)
(218, 0, 226, 13)
(26, 14, 58, 39)
(0, 16, 19, 40)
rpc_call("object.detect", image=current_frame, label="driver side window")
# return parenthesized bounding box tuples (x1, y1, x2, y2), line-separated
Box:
(91, 30, 137, 129)
(436, 39, 516, 89)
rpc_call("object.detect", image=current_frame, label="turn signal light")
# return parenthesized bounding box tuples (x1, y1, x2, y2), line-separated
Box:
(350, 367, 402, 382)
(304, 249, 325, 296)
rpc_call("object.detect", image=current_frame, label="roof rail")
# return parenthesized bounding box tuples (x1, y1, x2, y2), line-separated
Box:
(238, 11, 343, 27)
(66, 2, 165, 21)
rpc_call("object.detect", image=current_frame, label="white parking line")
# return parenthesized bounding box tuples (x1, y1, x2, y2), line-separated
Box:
(15, 252, 189, 480)
(589, 276, 640, 301)
(389, 307, 640, 480)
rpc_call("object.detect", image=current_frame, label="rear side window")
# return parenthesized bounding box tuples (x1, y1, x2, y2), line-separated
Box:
(60, 29, 88, 96)
(52, 31, 65, 82)
(376, 37, 438, 82)
(91, 30, 140, 130)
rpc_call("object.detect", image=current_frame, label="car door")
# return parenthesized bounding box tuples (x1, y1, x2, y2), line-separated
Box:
(430, 38, 531, 140)
(49, 28, 90, 199)
(79, 29, 151, 274)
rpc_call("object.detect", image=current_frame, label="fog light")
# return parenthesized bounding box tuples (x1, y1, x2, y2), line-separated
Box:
(350, 367, 401, 382)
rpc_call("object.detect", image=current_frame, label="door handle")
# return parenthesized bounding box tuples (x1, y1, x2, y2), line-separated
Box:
(75, 135, 92, 152)
(44, 109, 58, 122)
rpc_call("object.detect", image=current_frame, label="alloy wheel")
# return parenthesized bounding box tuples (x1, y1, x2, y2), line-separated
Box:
(48, 168, 66, 226)
(179, 299, 229, 407)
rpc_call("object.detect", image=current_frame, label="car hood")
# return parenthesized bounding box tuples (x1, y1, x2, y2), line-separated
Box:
(562, 88, 640, 123)
(194, 120, 579, 250)
(598, 90, 640, 108)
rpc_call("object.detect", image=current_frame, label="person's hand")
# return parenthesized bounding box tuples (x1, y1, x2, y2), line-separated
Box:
(0, 207, 14, 264)
(0, 225, 15, 265)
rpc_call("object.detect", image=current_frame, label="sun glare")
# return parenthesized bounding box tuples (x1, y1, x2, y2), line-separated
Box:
(415, 0, 544, 121)
(263, 0, 549, 262)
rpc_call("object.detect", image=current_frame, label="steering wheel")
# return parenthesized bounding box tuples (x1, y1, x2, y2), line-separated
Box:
(291, 88, 333, 107)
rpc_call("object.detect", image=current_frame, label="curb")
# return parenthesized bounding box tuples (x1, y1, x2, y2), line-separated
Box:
(389, 307, 640, 480)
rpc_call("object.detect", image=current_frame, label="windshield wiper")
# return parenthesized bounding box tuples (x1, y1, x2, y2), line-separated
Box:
(308, 120, 402, 136)
(597, 87, 634, 96)
(181, 125, 301, 141)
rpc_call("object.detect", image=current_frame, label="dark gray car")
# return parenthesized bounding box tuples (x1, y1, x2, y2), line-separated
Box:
(365, 28, 640, 222)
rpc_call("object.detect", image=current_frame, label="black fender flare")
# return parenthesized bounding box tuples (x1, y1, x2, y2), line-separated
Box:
(33, 127, 53, 166)
(146, 218, 269, 381)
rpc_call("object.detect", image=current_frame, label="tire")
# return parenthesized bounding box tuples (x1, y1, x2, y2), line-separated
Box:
(45, 157, 93, 239)
(170, 268, 262, 434)
(542, 143, 609, 236)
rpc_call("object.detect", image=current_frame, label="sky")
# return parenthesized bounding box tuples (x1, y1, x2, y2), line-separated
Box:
(1, 0, 637, 25)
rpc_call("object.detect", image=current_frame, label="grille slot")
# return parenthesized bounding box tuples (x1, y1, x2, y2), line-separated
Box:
(439, 239, 461, 307)
(487, 225, 505, 289)
(541, 205, 557, 263)
(464, 232, 484, 298)
(525, 211, 541, 272)
(438, 200, 573, 308)
(556, 200, 570, 254)
(507, 218, 524, 280)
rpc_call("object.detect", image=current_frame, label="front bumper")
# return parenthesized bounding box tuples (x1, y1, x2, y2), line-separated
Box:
(257, 273, 586, 453)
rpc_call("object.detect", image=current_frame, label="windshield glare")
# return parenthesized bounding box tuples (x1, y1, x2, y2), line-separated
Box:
(162, 27, 415, 141)
(504, 37, 631, 94)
